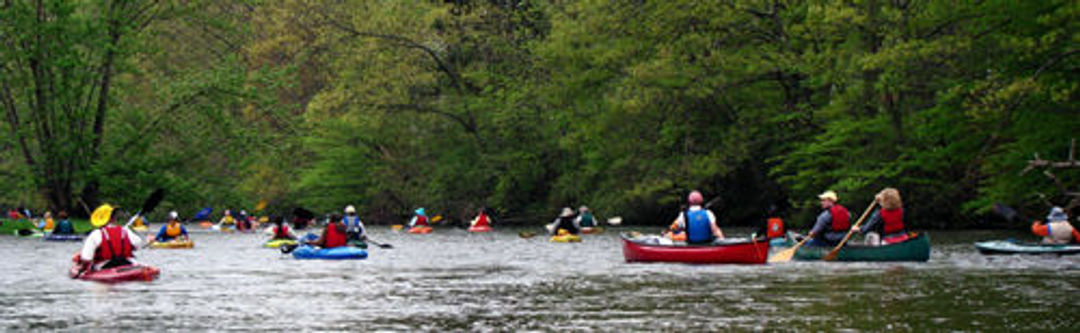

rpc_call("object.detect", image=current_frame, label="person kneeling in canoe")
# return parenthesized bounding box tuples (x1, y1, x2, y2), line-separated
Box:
(1031, 207, 1079, 244)
(805, 190, 850, 247)
(673, 191, 724, 244)
(548, 207, 580, 235)
(305, 214, 348, 249)
(851, 188, 908, 245)
(343, 205, 366, 241)
(576, 206, 597, 228)
(52, 211, 77, 236)
(150, 211, 189, 244)
(75, 205, 143, 273)
(470, 207, 492, 229)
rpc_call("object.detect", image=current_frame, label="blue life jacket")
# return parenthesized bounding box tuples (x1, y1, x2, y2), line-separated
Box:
(343, 215, 364, 234)
(685, 209, 714, 244)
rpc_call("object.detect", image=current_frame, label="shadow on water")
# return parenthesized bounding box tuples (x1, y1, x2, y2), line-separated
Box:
(1, 227, 1076, 330)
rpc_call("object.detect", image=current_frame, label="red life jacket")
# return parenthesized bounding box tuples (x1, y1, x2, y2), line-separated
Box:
(766, 217, 785, 239)
(880, 208, 905, 234)
(274, 225, 290, 239)
(829, 204, 851, 232)
(414, 215, 429, 227)
(324, 223, 347, 248)
(94, 226, 133, 262)
(475, 213, 490, 227)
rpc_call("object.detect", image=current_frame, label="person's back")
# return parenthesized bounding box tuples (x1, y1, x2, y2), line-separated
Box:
(53, 211, 75, 235)
(1032, 207, 1078, 244)
(684, 208, 714, 244)
(307, 214, 347, 248)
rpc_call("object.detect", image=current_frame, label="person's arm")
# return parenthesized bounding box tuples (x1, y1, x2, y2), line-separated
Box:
(708, 211, 724, 239)
(180, 226, 189, 239)
(809, 211, 831, 239)
(407, 216, 417, 228)
(80, 230, 102, 262)
(125, 227, 143, 246)
(859, 210, 881, 234)
(152, 226, 167, 243)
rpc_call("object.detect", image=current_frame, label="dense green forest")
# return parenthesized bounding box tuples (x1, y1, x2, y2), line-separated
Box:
(1, 0, 1077, 228)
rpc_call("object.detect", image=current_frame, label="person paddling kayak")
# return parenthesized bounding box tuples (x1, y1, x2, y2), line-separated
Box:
(343, 205, 366, 241)
(576, 206, 597, 228)
(52, 211, 77, 235)
(470, 208, 492, 229)
(75, 205, 143, 274)
(673, 191, 724, 244)
(804, 190, 851, 247)
(217, 209, 237, 230)
(851, 188, 908, 245)
(269, 216, 296, 240)
(408, 208, 429, 228)
(1031, 207, 1079, 244)
(547, 207, 580, 235)
(305, 214, 348, 249)
(150, 211, 189, 244)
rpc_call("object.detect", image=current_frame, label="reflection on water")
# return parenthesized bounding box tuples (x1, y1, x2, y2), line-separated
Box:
(1, 228, 1076, 330)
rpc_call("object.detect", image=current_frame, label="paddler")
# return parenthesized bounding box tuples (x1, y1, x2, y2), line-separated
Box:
(75, 205, 143, 273)
(804, 190, 851, 247)
(547, 207, 580, 235)
(52, 211, 77, 235)
(304, 214, 347, 249)
(1031, 206, 1079, 244)
(217, 209, 237, 230)
(470, 207, 492, 229)
(408, 207, 429, 229)
(39, 211, 55, 231)
(673, 191, 724, 244)
(269, 216, 296, 240)
(575, 206, 597, 228)
(851, 188, 908, 245)
(343, 205, 365, 241)
(150, 211, 189, 244)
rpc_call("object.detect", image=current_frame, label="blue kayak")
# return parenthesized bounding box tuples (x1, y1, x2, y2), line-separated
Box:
(292, 245, 368, 260)
(44, 233, 82, 241)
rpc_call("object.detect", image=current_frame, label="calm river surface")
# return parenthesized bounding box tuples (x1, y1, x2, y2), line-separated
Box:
(1, 227, 1077, 331)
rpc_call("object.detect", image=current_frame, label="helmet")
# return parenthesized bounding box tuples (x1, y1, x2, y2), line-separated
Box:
(345, 205, 356, 214)
(560, 207, 575, 217)
(415, 208, 426, 216)
(688, 191, 704, 205)
(91, 204, 115, 228)
(169, 211, 179, 220)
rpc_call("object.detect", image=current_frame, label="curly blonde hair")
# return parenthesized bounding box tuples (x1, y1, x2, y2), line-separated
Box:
(876, 188, 902, 210)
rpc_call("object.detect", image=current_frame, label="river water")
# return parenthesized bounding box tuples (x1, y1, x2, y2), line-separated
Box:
(1, 227, 1076, 331)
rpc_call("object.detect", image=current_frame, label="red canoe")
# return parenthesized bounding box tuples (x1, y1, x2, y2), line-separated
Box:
(621, 233, 769, 264)
(69, 264, 161, 283)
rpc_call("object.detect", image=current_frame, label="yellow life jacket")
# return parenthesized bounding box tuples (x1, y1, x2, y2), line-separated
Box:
(166, 223, 182, 237)
(133, 217, 146, 227)
(44, 218, 55, 230)
(222, 216, 235, 225)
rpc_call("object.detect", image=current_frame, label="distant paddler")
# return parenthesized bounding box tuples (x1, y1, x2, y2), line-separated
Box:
(1031, 207, 1079, 244)
(547, 207, 580, 236)
(671, 191, 724, 244)
(149, 211, 189, 245)
(468, 207, 493, 232)
(802, 190, 851, 247)
(849, 188, 909, 245)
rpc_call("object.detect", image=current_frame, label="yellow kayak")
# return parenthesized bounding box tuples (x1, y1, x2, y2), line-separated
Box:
(131, 225, 150, 233)
(150, 239, 194, 249)
(264, 239, 298, 248)
(549, 229, 581, 243)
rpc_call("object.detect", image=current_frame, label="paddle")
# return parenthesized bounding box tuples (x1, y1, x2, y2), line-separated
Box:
(823, 201, 879, 261)
(768, 233, 812, 263)
(125, 188, 166, 228)
(364, 237, 393, 249)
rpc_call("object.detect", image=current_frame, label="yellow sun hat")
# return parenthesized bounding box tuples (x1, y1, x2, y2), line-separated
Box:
(91, 204, 115, 228)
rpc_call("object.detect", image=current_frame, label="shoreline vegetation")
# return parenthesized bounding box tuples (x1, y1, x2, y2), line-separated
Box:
(1, 1, 1076, 230)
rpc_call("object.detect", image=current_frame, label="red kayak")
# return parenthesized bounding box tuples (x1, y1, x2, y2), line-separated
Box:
(69, 263, 160, 283)
(467, 225, 492, 232)
(621, 233, 769, 264)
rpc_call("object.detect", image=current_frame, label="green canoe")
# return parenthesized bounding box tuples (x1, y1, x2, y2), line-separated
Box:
(786, 232, 931, 262)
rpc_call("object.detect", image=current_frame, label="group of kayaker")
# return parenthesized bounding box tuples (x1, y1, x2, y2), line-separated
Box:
(546, 206, 600, 236)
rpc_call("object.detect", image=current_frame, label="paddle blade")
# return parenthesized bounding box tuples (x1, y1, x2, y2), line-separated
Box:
(293, 207, 315, 219)
(607, 217, 623, 225)
(431, 215, 443, 223)
(193, 207, 213, 221)
(378, 243, 393, 249)
(823, 248, 840, 261)
(141, 189, 166, 214)
(768, 247, 797, 263)
(255, 200, 268, 212)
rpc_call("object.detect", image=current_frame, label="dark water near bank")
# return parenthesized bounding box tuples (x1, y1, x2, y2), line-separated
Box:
(1, 227, 1077, 331)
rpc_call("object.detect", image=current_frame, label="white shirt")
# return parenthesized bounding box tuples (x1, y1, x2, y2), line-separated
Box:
(80, 226, 143, 263)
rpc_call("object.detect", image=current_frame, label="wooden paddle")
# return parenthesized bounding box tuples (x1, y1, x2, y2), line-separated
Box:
(823, 201, 878, 261)
(767, 233, 812, 263)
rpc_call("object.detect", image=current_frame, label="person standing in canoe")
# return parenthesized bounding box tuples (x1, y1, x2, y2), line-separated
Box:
(150, 211, 189, 244)
(576, 206, 597, 229)
(1031, 207, 1079, 244)
(672, 191, 724, 244)
(408, 208, 429, 228)
(343, 205, 365, 241)
(805, 190, 851, 247)
(547, 207, 580, 235)
(305, 214, 347, 249)
(75, 205, 143, 272)
(52, 211, 77, 235)
(851, 188, 908, 245)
